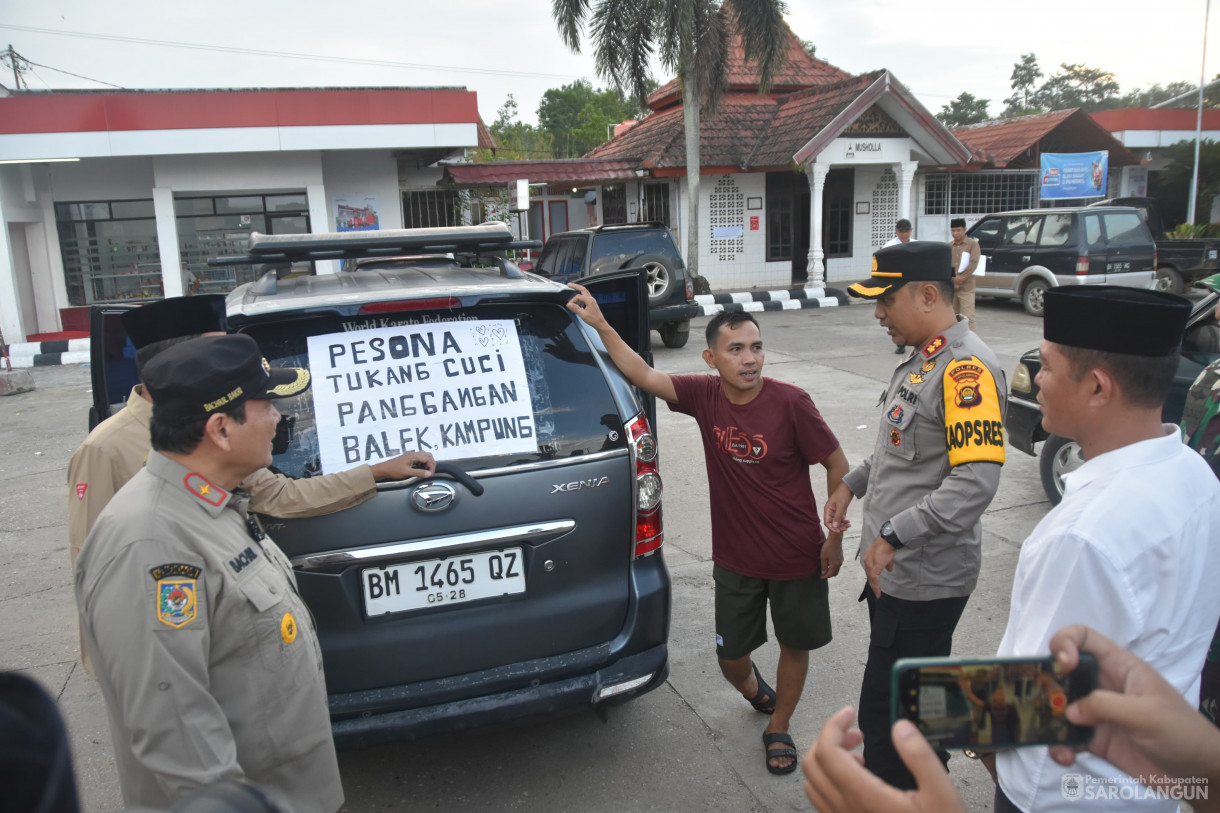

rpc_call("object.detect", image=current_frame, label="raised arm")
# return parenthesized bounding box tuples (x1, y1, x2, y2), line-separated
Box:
(566, 283, 678, 403)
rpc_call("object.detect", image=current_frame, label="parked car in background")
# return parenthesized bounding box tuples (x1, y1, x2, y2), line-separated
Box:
(534, 223, 699, 348)
(1005, 274, 1220, 503)
(969, 206, 1157, 316)
(1087, 196, 1220, 294)
(89, 223, 672, 748)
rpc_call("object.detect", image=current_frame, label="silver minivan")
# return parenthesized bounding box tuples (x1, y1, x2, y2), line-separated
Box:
(969, 206, 1156, 316)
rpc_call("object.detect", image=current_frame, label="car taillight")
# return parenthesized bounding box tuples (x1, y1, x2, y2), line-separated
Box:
(1075, 256, 1089, 275)
(684, 274, 694, 301)
(626, 414, 663, 557)
(358, 297, 460, 313)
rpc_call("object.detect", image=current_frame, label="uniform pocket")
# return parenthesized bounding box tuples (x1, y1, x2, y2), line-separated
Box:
(236, 565, 305, 680)
(881, 396, 917, 462)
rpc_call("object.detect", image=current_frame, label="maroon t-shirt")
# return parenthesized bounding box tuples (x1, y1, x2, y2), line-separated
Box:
(668, 375, 840, 580)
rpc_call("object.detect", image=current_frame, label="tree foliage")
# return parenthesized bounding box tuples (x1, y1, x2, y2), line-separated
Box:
(538, 79, 653, 158)
(1158, 138, 1220, 225)
(937, 92, 990, 127)
(1036, 63, 1121, 111)
(470, 94, 553, 162)
(1003, 53, 1042, 117)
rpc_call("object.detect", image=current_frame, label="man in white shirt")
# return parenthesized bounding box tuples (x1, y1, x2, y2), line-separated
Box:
(994, 285, 1220, 813)
(883, 219, 913, 353)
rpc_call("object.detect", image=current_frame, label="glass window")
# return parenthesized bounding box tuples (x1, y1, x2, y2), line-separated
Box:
(55, 200, 159, 306)
(1038, 214, 1073, 247)
(55, 202, 111, 221)
(642, 182, 670, 226)
(602, 185, 627, 225)
(403, 190, 460, 229)
(265, 194, 308, 212)
(548, 201, 569, 236)
(924, 172, 1039, 216)
(1001, 216, 1042, 247)
(1084, 215, 1104, 247)
(567, 236, 587, 276)
(536, 238, 569, 276)
(766, 196, 793, 261)
(215, 196, 265, 214)
(109, 200, 156, 219)
(175, 198, 214, 216)
(1102, 212, 1148, 246)
(242, 302, 627, 478)
(971, 218, 1004, 249)
(528, 202, 544, 241)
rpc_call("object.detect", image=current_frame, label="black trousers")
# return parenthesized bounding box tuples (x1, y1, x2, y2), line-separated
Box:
(858, 583, 970, 790)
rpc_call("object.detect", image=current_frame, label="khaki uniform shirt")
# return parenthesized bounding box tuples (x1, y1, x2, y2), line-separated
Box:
(951, 236, 981, 293)
(75, 452, 343, 812)
(68, 386, 376, 673)
(842, 318, 1007, 601)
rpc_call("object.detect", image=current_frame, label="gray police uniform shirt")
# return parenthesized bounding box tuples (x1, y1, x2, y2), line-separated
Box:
(842, 318, 1007, 601)
(74, 452, 343, 813)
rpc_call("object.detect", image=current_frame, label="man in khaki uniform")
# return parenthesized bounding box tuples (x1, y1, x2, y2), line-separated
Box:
(68, 296, 434, 672)
(949, 217, 981, 332)
(76, 333, 343, 812)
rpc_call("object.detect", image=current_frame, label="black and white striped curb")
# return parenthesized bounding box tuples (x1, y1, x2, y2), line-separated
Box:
(692, 286, 849, 315)
(1, 339, 91, 368)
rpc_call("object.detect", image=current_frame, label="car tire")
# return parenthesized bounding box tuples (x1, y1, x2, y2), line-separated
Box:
(1021, 279, 1050, 317)
(659, 320, 690, 349)
(1039, 434, 1083, 505)
(1154, 266, 1184, 295)
(632, 254, 677, 304)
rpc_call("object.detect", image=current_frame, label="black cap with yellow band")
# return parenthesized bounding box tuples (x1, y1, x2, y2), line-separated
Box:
(847, 241, 955, 300)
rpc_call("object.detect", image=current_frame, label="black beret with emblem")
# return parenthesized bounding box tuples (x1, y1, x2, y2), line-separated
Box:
(848, 242, 955, 300)
(120, 295, 227, 349)
(1043, 286, 1190, 357)
(144, 334, 310, 420)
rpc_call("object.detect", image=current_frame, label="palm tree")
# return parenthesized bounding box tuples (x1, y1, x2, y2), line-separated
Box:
(552, 0, 790, 289)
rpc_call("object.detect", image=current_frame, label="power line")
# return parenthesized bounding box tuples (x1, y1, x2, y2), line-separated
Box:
(0, 23, 589, 84)
(21, 56, 125, 89)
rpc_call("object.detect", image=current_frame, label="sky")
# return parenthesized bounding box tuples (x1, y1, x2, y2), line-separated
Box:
(0, 0, 1216, 129)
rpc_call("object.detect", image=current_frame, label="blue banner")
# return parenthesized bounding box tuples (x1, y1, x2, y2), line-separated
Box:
(1039, 151, 1108, 200)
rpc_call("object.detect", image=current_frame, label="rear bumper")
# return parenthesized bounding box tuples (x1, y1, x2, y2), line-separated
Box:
(648, 300, 699, 329)
(1005, 395, 1044, 456)
(331, 643, 669, 750)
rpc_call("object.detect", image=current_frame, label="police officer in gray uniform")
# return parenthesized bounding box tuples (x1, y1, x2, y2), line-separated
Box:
(824, 241, 1007, 789)
(74, 334, 343, 813)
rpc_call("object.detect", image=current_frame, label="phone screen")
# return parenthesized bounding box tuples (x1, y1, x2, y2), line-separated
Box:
(892, 655, 1097, 750)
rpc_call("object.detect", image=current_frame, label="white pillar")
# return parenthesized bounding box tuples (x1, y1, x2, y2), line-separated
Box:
(805, 163, 830, 287)
(0, 195, 26, 343)
(898, 161, 918, 223)
(153, 187, 184, 298)
(307, 183, 339, 276)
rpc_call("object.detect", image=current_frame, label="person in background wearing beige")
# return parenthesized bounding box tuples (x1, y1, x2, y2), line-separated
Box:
(949, 218, 980, 332)
(884, 219, 914, 354)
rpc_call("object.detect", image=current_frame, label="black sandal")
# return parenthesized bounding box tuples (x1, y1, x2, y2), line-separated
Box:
(762, 731, 799, 775)
(746, 661, 776, 715)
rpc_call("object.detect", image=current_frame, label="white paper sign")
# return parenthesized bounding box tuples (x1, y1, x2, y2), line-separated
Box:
(306, 320, 537, 473)
(959, 252, 987, 277)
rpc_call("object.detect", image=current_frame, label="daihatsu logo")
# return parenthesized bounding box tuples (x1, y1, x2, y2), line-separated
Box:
(551, 477, 609, 493)
(412, 482, 456, 512)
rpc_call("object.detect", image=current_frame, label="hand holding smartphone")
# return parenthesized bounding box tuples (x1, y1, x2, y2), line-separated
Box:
(892, 654, 1098, 751)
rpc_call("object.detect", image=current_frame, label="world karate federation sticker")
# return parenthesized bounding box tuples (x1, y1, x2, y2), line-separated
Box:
(281, 612, 298, 644)
(943, 357, 1006, 466)
(151, 563, 202, 629)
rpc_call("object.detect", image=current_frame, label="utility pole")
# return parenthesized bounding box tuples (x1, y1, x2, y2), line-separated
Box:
(2, 45, 27, 90)
(1189, 0, 1212, 226)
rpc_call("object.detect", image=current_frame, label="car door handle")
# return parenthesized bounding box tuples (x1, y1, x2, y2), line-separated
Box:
(1022, 255, 1031, 263)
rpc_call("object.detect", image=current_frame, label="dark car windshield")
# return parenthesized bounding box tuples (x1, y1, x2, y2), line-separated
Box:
(590, 229, 675, 262)
(241, 302, 627, 479)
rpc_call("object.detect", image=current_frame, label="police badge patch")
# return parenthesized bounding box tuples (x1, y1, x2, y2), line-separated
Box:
(151, 563, 202, 628)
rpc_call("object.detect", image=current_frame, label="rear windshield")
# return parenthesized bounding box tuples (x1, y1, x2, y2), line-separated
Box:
(590, 229, 675, 262)
(241, 302, 627, 479)
(1101, 212, 1149, 246)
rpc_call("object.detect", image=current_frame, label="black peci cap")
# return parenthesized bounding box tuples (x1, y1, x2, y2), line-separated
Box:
(143, 334, 310, 420)
(120, 295, 227, 350)
(895, 218, 912, 231)
(1043, 286, 1190, 357)
(848, 242, 955, 300)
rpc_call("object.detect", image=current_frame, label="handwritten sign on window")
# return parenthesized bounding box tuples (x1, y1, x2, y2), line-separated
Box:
(306, 320, 536, 473)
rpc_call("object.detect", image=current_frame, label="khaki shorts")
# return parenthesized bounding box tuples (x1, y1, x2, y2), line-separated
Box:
(712, 564, 832, 660)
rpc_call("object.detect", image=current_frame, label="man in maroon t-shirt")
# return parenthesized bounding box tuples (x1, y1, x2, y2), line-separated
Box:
(567, 284, 849, 775)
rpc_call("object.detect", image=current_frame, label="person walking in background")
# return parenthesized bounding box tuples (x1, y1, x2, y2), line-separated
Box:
(949, 218, 980, 332)
(884, 218, 913, 353)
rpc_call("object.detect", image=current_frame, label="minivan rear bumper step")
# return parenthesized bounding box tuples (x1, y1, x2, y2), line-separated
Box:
(330, 644, 669, 750)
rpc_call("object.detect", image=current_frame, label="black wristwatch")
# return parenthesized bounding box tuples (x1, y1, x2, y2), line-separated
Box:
(879, 520, 904, 549)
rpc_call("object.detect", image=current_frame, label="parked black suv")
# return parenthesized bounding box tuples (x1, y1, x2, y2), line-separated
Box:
(969, 206, 1157, 316)
(534, 223, 700, 348)
(1005, 274, 1220, 503)
(88, 223, 671, 747)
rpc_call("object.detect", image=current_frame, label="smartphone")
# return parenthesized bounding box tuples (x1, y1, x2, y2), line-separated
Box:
(892, 654, 1098, 750)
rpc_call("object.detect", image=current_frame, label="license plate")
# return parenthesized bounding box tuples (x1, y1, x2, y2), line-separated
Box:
(362, 548, 525, 617)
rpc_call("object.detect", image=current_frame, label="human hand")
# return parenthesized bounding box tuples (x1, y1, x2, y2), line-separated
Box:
(821, 533, 844, 579)
(823, 483, 854, 534)
(803, 706, 967, 813)
(565, 283, 610, 331)
(862, 537, 896, 598)
(1047, 624, 1220, 802)
(369, 451, 436, 481)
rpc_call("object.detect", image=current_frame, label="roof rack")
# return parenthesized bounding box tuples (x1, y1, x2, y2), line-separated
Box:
(589, 221, 668, 232)
(209, 222, 538, 265)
